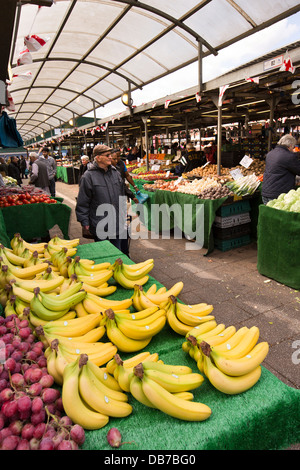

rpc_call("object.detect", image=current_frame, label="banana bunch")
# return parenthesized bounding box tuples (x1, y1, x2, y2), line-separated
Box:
(102, 307, 166, 352)
(0, 257, 49, 281)
(35, 312, 104, 347)
(0, 244, 26, 267)
(82, 292, 132, 315)
(132, 282, 184, 310)
(30, 284, 86, 322)
(111, 352, 160, 392)
(46, 337, 117, 385)
(62, 354, 132, 431)
(112, 258, 153, 289)
(128, 361, 211, 421)
(183, 323, 269, 395)
(162, 295, 215, 336)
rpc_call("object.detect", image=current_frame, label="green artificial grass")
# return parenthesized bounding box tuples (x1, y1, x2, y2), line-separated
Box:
(74, 241, 300, 451)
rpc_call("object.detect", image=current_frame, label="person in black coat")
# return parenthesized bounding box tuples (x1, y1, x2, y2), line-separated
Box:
(262, 134, 300, 204)
(19, 156, 27, 179)
(8, 156, 22, 185)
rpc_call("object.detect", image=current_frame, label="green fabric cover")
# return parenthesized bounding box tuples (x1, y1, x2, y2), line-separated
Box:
(131, 190, 226, 254)
(76, 241, 300, 451)
(257, 204, 300, 289)
(0, 201, 71, 247)
(56, 166, 69, 183)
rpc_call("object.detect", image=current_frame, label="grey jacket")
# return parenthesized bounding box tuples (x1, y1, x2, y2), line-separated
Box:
(42, 156, 57, 180)
(75, 163, 127, 238)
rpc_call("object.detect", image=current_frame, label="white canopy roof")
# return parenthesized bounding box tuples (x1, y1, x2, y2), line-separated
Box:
(8, 0, 300, 141)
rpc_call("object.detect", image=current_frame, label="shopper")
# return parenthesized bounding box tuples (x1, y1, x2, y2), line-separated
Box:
(0, 157, 8, 176)
(75, 144, 129, 255)
(7, 156, 22, 185)
(19, 155, 27, 179)
(111, 152, 139, 204)
(29, 152, 50, 195)
(262, 134, 300, 204)
(126, 146, 140, 162)
(78, 155, 92, 185)
(41, 147, 57, 197)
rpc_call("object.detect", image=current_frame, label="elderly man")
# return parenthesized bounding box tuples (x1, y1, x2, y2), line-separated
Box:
(262, 134, 300, 204)
(29, 152, 50, 194)
(41, 147, 57, 197)
(75, 144, 129, 255)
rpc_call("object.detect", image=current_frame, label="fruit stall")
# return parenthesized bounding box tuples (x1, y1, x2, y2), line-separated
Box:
(56, 165, 80, 185)
(257, 188, 300, 289)
(131, 162, 263, 254)
(0, 186, 71, 246)
(0, 235, 299, 451)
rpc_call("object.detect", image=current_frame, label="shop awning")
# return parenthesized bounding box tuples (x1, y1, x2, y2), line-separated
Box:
(6, 0, 300, 141)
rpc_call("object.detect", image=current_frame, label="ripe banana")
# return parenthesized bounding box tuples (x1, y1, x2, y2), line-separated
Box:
(144, 282, 184, 305)
(62, 356, 109, 430)
(115, 306, 160, 321)
(84, 360, 129, 403)
(212, 326, 260, 359)
(202, 355, 262, 395)
(42, 312, 102, 337)
(29, 309, 76, 328)
(0, 245, 25, 266)
(76, 270, 113, 287)
(166, 301, 194, 336)
(74, 301, 90, 317)
(130, 375, 156, 408)
(105, 313, 152, 353)
(46, 347, 64, 386)
(82, 282, 117, 297)
(141, 361, 193, 376)
(175, 300, 214, 326)
(115, 311, 166, 340)
(83, 293, 133, 312)
(55, 338, 117, 368)
(132, 285, 157, 310)
(142, 376, 211, 421)
(112, 258, 154, 281)
(8, 262, 49, 279)
(204, 341, 269, 377)
(106, 351, 154, 376)
(185, 320, 218, 340)
(210, 327, 249, 353)
(86, 361, 123, 392)
(140, 367, 204, 393)
(78, 358, 132, 418)
(11, 283, 34, 304)
(123, 259, 154, 272)
(113, 267, 149, 289)
(14, 275, 65, 292)
(50, 236, 80, 248)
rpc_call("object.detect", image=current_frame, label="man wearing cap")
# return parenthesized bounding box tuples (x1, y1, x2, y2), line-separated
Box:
(75, 144, 129, 255)
(29, 152, 50, 194)
(40, 147, 57, 197)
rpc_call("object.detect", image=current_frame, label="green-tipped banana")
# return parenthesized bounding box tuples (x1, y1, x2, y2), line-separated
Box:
(30, 287, 70, 321)
(38, 288, 86, 312)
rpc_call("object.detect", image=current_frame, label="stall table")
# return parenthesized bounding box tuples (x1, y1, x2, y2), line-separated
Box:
(0, 200, 71, 247)
(257, 204, 300, 289)
(131, 188, 262, 254)
(74, 241, 300, 450)
(56, 166, 79, 184)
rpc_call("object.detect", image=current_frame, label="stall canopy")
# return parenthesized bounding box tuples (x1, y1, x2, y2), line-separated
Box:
(5, 0, 300, 142)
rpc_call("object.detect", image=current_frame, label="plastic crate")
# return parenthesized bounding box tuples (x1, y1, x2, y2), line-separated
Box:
(214, 212, 251, 228)
(214, 235, 252, 252)
(216, 199, 251, 217)
(213, 223, 251, 240)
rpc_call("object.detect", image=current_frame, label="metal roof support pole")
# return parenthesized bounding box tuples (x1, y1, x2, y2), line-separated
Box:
(142, 116, 149, 172)
(198, 40, 203, 96)
(267, 95, 280, 152)
(185, 115, 190, 144)
(106, 124, 110, 147)
(93, 100, 97, 127)
(212, 95, 222, 176)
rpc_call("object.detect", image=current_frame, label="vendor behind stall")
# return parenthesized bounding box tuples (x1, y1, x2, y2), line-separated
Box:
(262, 134, 300, 205)
(174, 143, 205, 175)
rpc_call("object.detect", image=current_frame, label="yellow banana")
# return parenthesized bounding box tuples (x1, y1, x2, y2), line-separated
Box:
(176, 303, 214, 326)
(58, 340, 117, 367)
(42, 312, 102, 337)
(30, 288, 70, 321)
(141, 367, 204, 393)
(46, 348, 64, 386)
(114, 306, 160, 321)
(205, 341, 269, 377)
(113, 267, 149, 289)
(29, 309, 76, 328)
(78, 360, 132, 418)
(130, 375, 156, 408)
(123, 259, 154, 272)
(113, 258, 154, 281)
(21, 240, 46, 254)
(14, 275, 65, 293)
(82, 282, 117, 297)
(86, 362, 123, 392)
(0, 245, 25, 266)
(131, 285, 144, 310)
(202, 355, 262, 395)
(192, 323, 226, 341)
(74, 301, 90, 317)
(105, 315, 152, 353)
(141, 361, 193, 376)
(212, 326, 260, 359)
(166, 302, 193, 336)
(11, 283, 34, 304)
(62, 356, 109, 430)
(185, 320, 218, 340)
(76, 270, 113, 287)
(50, 236, 80, 248)
(144, 282, 184, 305)
(146, 284, 157, 295)
(210, 327, 249, 353)
(8, 262, 49, 279)
(55, 281, 83, 300)
(85, 361, 129, 402)
(173, 391, 194, 401)
(84, 293, 133, 311)
(142, 376, 211, 421)
(115, 313, 166, 340)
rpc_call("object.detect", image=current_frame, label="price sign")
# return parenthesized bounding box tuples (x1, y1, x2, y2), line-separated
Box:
(174, 176, 183, 186)
(240, 155, 253, 169)
(166, 171, 170, 178)
(151, 164, 160, 171)
(230, 169, 243, 180)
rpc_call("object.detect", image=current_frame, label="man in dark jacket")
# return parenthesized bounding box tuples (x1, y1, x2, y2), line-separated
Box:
(75, 144, 129, 255)
(8, 156, 22, 185)
(262, 135, 300, 204)
(29, 152, 50, 194)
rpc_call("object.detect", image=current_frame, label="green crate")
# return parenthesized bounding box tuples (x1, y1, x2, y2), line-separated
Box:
(217, 199, 251, 217)
(214, 235, 251, 252)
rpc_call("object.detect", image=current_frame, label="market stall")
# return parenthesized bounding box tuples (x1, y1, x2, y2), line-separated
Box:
(257, 203, 300, 290)
(73, 241, 299, 451)
(56, 165, 79, 185)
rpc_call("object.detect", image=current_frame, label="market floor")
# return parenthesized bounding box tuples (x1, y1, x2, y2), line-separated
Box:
(48, 180, 300, 450)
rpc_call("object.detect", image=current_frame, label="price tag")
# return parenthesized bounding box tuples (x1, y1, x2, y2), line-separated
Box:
(166, 160, 170, 166)
(166, 171, 170, 178)
(167, 149, 172, 154)
(240, 155, 253, 169)
(230, 169, 243, 180)
(126, 159, 129, 165)
(151, 164, 160, 171)
(174, 176, 183, 186)
(201, 161, 210, 169)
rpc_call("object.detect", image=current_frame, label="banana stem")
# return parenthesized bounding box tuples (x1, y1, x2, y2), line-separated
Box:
(200, 341, 211, 357)
(133, 363, 144, 379)
(114, 354, 123, 366)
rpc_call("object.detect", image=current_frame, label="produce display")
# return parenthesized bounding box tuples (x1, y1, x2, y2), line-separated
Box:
(143, 177, 234, 199)
(226, 174, 261, 197)
(0, 186, 57, 207)
(132, 170, 177, 181)
(185, 159, 266, 179)
(266, 188, 300, 212)
(0, 233, 270, 449)
(2, 177, 18, 186)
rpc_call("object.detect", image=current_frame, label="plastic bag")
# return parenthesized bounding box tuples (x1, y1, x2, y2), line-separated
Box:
(0, 112, 24, 148)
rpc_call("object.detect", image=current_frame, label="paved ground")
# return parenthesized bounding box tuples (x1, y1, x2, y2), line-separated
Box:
(50, 180, 299, 449)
